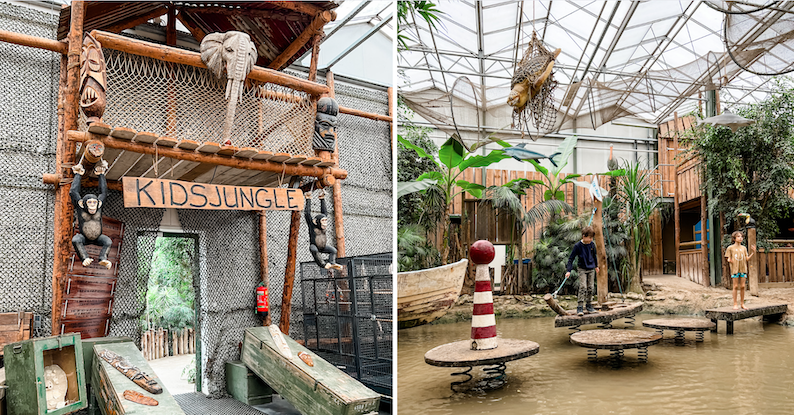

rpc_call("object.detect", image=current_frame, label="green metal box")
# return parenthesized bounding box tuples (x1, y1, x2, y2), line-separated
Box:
(225, 360, 274, 406)
(3, 333, 88, 415)
(91, 342, 185, 415)
(80, 337, 133, 387)
(241, 326, 380, 415)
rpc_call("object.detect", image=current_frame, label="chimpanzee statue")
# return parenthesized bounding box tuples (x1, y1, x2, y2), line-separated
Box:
(70, 160, 112, 269)
(305, 191, 342, 270)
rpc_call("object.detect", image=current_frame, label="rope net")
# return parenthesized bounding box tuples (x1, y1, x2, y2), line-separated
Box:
(724, 3, 794, 76)
(510, 31, 558, 139)
(79, 48, 316, 154)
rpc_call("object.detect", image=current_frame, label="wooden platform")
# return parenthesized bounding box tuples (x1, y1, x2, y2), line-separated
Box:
(554, 302, 644, 328)
(424, 338, 540, 368)
(642, 318, 715, 343)
(704, 303, 788, 334)
(570, 329, 662, 364)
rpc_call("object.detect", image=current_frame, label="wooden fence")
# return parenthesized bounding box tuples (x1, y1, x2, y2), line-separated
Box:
(679, 249, 707, 285)
(141, 327, 194, 360)
(758, 249, 794, 287)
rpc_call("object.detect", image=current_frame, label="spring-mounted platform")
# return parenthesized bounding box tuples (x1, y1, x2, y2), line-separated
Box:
(695, 330, 705, 342)
(481, 363, 507, 389)
(450, 366, 473, 390)
(637, 346, 649, 363)
(623, 314, 636, 327)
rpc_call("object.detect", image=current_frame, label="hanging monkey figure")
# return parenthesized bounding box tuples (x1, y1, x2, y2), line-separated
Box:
(305, 191, 343, 270)
(70, 160, 113, 269)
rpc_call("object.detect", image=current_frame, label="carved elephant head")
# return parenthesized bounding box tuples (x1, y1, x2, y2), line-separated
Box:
(200, 31, 257, 103)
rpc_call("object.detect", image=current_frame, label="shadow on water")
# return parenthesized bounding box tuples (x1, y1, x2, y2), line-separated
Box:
(398, 314, 794, 415)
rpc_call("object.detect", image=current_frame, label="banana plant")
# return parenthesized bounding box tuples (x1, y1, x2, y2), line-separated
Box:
(504, 135, 624, 201)
(397, 134, 510, 263)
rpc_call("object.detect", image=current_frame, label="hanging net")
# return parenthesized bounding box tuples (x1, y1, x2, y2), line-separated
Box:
(722, 1, 794, 76)
(509, 31, 558, 140)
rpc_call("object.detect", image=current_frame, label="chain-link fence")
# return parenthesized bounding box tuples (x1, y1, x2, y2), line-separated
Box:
(0, 3, 393, 400)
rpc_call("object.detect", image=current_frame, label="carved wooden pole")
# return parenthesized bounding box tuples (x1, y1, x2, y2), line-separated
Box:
(701, 175, 710, 286)
(327, 71, 346, 258)
(52, 0, 84, 335)
(259, 211, 271, 326)
(279, 209, 301, 335)
(307, 34, 322, 82)
(593, 197, 608, 302)
(673, 112, 681, 279)
(748, 220, 758, 296)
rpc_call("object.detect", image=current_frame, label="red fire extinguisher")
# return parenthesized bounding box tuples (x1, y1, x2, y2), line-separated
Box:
(256, 282, 269, 321)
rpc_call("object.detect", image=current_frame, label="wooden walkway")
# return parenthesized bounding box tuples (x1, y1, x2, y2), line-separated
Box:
(704, 303, 788, 334)
(553, 302, 644, 330)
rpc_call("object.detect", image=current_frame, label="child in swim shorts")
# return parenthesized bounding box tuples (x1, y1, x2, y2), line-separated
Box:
(725, 230, 756, 310)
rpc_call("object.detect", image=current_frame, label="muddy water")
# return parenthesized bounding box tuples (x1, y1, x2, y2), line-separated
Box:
(398, 315, 794, 414)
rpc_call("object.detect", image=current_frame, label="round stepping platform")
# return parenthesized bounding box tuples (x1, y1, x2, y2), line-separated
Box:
(425, 338, 540, 390)
(642, 318, 716, 331)
(642, 318, 715, 343)
(570, 329, 662, 365)
(425, 338, 540, 367)
(570, 329, 662, 350)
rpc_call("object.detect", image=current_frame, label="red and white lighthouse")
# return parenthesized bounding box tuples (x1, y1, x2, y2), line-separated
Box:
(470, 240, 497, 350)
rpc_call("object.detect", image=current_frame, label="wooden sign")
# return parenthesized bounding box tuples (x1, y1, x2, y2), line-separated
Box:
(61, 298, 113, 320)
(122, 177, 304, 211)
(61, 317, 110, 339)
(63, 275, 116, 299)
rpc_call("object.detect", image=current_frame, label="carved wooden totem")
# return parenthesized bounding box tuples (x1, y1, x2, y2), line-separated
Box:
(200, 31, 258, 145)
(98, 349, 163, 394)
(313, 97, 338, 152)
(79, 33, 107, 125)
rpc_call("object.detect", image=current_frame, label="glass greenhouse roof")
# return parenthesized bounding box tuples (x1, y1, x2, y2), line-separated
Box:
(399, 1, 791, 129)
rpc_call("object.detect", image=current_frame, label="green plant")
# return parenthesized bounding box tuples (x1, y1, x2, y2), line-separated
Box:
(397, 2, 444, 50)
(182, 356, 196, 384)
(397, 224, 440, 272)
(143, 237, 196, 331)
(398, 135, 510, 263)
(533, 214, 589, 293)
(616, 159, 663, 292)
(686, 81, 794, 241)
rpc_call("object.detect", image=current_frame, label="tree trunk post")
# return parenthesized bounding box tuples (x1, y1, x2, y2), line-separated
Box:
(593, 198, 608, 303)
(748, 224, 758, 296)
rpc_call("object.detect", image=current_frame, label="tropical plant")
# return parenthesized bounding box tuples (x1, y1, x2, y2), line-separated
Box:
(602, 155, 630, 293)
(616, 159, 663, 292)
(397, 224, 440, 272)
(397, 2, 444, 50)
(143, 237, 196, 331)
(397, 100, 446, 232)
(533, 214, 589, 293)
(398, 135, 510, 264)
(685, 81, 794, 241)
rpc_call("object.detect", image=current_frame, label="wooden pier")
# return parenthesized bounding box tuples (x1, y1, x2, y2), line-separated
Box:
(704, 303, 788, 334)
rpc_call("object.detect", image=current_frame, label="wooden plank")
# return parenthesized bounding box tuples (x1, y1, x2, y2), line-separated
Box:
(241, 327, 379, 415)
(133, 131, 158, 144)
(760, 251, 767, 283)
(122, 177, 304, 211)
(155, 136, 178, 147)
(777, 252, 784, 283)
(61, 298, 112, 320)
(92, 342, 185, 414)
(62, 275, 116, 299)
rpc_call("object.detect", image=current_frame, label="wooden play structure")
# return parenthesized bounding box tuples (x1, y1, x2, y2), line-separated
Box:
(0, 1, 391, 413)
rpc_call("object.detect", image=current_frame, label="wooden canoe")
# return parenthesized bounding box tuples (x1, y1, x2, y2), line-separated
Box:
(397, 259, 468, 330)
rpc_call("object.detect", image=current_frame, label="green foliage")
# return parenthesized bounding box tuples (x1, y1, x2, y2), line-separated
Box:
(397, 225, 440, 272)
(532, 214, 589, 293)
(144, 237, 196, 331)
(686, 81, 794, 241)
(616, 159, 663, 291)
(182, 356, 196, 384)
(602, 195, 629, 292)
(397, 1, 444, 50)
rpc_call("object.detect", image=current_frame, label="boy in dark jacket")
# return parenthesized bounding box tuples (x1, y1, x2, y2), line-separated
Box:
(565, 226, 599, 316)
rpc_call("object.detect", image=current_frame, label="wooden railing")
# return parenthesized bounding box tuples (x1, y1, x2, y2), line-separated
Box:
(758, 249, 794, 285)
(679, 249, 707, 286)
(141, 327, 194, 360)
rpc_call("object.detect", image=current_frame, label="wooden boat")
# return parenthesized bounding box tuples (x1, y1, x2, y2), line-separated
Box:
(398, 259, 468, 329)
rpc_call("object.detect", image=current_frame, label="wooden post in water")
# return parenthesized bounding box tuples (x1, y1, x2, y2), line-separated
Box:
(748, 221, 758, 296)
(701, 188, 710, 286)
(593, 197, 608, 302)
(673, 112, 681, 279)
